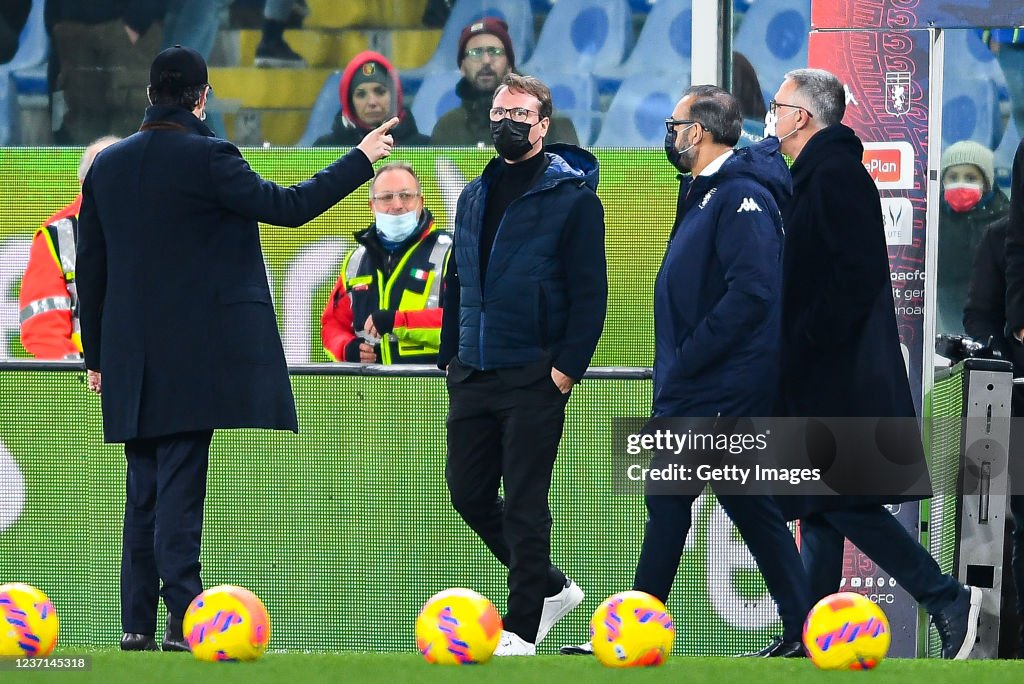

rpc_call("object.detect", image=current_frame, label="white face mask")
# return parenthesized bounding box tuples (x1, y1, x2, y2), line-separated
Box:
(375, 210, 419, 243)
(764, 109, 798, 142)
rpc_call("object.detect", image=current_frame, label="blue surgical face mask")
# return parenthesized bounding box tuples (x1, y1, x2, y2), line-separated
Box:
(375, 209, 420, 243)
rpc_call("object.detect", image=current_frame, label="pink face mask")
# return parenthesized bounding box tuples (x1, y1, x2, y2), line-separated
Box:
(944, 182, 983, 213)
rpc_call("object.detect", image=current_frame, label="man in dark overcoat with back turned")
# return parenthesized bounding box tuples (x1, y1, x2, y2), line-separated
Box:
(77, 45, 395, 652)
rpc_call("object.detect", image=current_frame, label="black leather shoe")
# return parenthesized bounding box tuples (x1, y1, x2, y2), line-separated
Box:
(120, 633, 158, 651)
(738, 636, 806, 657)
(161, 615, 190, 652)
(559, 641, 593, 655)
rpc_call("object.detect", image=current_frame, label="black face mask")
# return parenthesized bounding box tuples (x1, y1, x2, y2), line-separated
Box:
(664, 129, 686, 173)
(490, 118, 535, 160)
(664, 126, 695, 174)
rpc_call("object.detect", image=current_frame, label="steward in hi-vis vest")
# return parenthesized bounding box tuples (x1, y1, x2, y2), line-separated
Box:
(19, 136, 119, 359)
(20, 198, 83, 359)
(321, 162, 451, 364)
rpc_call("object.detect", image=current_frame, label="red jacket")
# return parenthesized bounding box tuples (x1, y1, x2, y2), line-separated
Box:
(19, 196, 82, 359)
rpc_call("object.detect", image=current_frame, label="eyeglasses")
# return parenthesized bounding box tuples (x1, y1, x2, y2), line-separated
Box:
(769, 99, 813, 118)
(371, 190, 421, 204)
(489, 106, 540, 123)
(664, 119, 703, 134)
(464, 46, 506, 60)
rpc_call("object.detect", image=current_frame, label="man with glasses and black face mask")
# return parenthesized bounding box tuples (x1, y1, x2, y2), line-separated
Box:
(321, 162, 450, 364)
(438, 73, 607, 656)
(563, 84, 812, 659)
(768, 67, 981, 660)
(430, 17, 579, 145)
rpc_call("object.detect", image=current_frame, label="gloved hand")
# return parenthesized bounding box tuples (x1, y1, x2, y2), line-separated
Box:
(366, 309, 396, 336)
(344, 337, 381, 363)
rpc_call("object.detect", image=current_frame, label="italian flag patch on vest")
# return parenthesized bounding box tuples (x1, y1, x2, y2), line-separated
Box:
(410, 268, 429, 280)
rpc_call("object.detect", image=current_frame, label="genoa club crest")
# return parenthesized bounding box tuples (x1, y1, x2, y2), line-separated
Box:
(885, 72, 911, 116)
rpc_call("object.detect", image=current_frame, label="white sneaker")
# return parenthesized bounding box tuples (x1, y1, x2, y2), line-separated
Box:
(494, 630, 536, 656)
(536, 579, 584, 644)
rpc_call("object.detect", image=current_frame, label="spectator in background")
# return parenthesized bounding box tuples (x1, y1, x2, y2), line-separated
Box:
(430, 18, 578, 145)
(254, 0, 306, 68)
(0, 0, 31, 63)
(19, 136, 119, 360)
(314, 51, 429, 147)
(321, 162, 451, 364)
(162, 0, 232, 137)
(984, 29, 1024, 133)
(963, 215, 1024, 658)
(733, 51, 767, 121)
(936, 140, 1010, 334)
(45, 1, 165, 144)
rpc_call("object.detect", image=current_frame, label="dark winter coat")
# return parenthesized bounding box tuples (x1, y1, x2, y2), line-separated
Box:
(438, 143, 607, 380)
(77, 105, 374, 442)
(652, 138, 790, 417)
(774, 124, 926, 518)
(936, 187, 1010, 334)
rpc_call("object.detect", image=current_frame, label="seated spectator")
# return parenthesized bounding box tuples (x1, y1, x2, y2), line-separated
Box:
(430, 17, 578, 145)
(255, 0, 306, 68)
(45, 1, 163, 144)
(321, 162, 451, 364)
(314, 51, 428, 147)
(937, 140, 1011, 334)
(733, 51, 766, 121)
(0, 0, 31, 63)
(20, 136, 120, 359)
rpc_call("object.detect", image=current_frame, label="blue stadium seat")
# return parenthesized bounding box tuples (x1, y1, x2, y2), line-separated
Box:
(993, 116, 1019, 192)
(401, 0, 534, 96)
(942, 75, 1000, 151)
(733, 0, 809, 104)
(593, 72, 689, 146)
(594, 0, 692, 96)
(521, 0, 633, 76)
(940, 29, 1008, 150)
(409, 70, 464, 139)
(527, 68, 599, 145)
(1, 0, 48, 145)
(296, 71, 342, 146)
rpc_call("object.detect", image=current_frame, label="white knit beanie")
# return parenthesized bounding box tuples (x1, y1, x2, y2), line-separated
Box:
(940, 140, 995, 190)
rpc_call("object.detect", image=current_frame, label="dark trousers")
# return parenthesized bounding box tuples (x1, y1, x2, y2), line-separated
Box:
(1011, 495, 1024, 618)
(445, 363, 570, 642)
(800, 505, 961, 614)
(121, 430, 213, 634)
(633, 491, 813, 642)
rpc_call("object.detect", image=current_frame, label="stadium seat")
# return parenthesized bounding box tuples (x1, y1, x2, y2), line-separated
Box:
(593, 72, 689, 146)
(733, 0, 809, 106)
(295, 70, 342, 146)
(1, 0, 48, 146)
(993, 116, 1019, 192)
(527, 68, 599, 145)
(401, 0, 534, 96)
(939, 29, 1008, 150)
(594, 0, 693, 96)
(409, 70, 463, 139)
(519, 0, 633, 77)
(941, 74, 1000, 151)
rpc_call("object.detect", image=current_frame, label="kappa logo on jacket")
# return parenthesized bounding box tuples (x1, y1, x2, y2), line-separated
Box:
(736, 197, 762, 213)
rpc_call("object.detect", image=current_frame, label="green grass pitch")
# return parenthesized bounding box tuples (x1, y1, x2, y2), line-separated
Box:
(5, 651, 1023, 683)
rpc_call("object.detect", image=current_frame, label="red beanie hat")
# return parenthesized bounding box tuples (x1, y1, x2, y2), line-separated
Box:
(456, 17, 515, 69)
